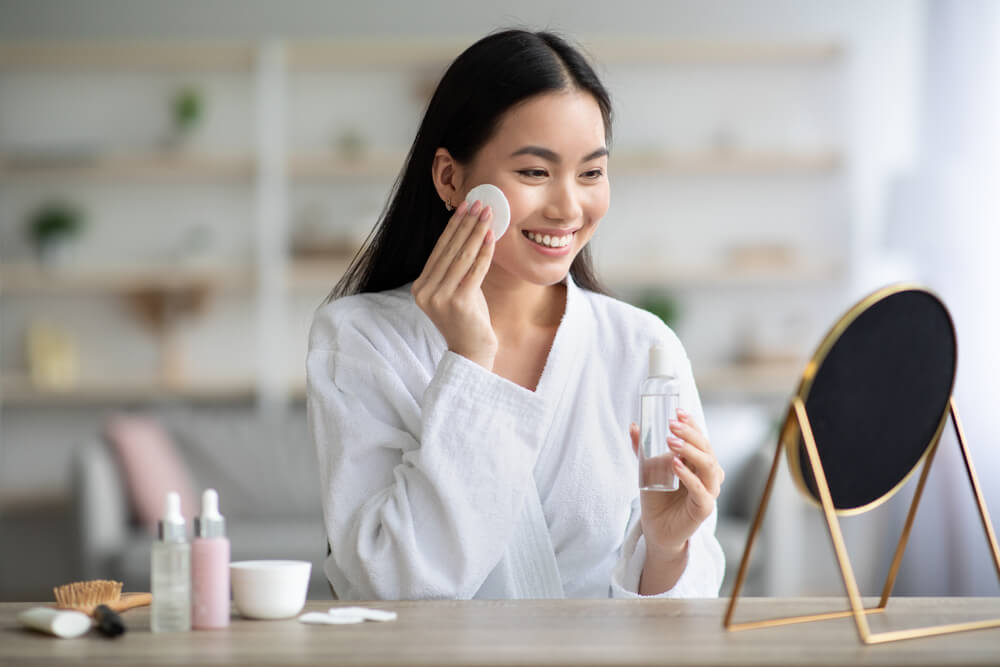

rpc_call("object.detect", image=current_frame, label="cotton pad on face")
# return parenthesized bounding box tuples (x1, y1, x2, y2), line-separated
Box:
(464, 184, 510, 240)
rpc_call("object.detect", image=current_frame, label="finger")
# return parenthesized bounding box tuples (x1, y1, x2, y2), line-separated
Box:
(421, 200, 483, 289)
(629, 422, 639, 458)
(427, 201, 482, 286)
(457, 227, 495, 290)
(668, 437, 713, 470)
(673, 457, 715, 514)
(414, 201, 470, 295)
(420, 200, 469, 279)
(438, 205, 492, 294)
(670, 413, 714, 457)
(668, 438, 723, 496)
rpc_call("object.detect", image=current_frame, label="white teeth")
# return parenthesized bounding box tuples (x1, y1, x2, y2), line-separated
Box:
(524, 231, 573, 248)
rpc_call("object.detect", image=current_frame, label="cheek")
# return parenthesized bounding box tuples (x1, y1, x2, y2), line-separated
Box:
(490, 232, 522, 269)
(501, 188, 536, 228)
(581, 185, 610, 233)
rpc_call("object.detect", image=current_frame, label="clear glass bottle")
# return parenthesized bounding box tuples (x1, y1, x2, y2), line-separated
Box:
(639, 345, 681, 492)
(151, 491, 191, 632)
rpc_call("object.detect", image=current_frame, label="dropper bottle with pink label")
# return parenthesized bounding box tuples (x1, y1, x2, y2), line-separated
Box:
(191, 488, 230, 629)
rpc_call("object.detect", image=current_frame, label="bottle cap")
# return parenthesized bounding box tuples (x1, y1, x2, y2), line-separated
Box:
(465, 183, 510, 240)
(194, 488, 226, 538)
(158, 491, 187, 542)
(649, 345, 674, 378)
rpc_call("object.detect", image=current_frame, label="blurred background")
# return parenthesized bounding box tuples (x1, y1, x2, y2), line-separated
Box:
(1, 0, 998, 602)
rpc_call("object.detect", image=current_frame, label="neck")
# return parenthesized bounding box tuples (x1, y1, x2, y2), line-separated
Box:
(481, 273, 566, 337)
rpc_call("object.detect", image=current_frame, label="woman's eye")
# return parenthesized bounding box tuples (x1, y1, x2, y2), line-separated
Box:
(517, 169, 548, 178)
(582, 168, 605, 179)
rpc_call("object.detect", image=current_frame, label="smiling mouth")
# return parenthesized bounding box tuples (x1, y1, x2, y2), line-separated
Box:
(522, 230, 575, 248)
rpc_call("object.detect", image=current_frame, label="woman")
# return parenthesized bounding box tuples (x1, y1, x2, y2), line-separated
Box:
(307, 29, 725, 599)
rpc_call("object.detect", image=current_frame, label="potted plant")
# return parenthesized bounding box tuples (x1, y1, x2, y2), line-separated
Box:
(636, 290, 681, 328)
(164, 85, 204, 148)
(173, 87, 202, 131)
(25, 201, 85, 267)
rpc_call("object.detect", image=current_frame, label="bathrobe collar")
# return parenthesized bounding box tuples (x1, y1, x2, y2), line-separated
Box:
(534, 273, 590, 400)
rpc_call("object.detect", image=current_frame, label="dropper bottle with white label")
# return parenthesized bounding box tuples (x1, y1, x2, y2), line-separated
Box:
(639, 345, 681, 492)
(151, 491, 191, 632)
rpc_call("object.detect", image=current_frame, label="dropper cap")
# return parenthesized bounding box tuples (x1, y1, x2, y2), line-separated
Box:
(648, 345, 674, 378)
(158, 491, 187, 542)
(194, 488, 226, 538)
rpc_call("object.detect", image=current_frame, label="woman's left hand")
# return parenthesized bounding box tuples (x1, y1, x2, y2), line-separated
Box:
(629, 409, 724, 562)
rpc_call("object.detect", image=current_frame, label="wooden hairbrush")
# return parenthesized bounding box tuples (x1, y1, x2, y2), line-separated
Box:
(54, 580, 152, 637)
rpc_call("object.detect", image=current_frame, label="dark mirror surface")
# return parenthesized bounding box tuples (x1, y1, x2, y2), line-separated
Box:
(794, 288, 956, 511)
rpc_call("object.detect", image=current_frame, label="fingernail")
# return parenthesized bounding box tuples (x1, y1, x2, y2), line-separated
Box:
(668, 437, 684, 450)
(470, 200, 482, 214)
(676, 408, 689, 419)
(669, 420, 682, 431)
(480, 205, 492, 221)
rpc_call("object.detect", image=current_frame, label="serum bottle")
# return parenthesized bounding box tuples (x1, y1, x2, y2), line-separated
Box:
(151, 491, 191, 632)
(639, 345, 681, 492)
(191, 488, 230, 629)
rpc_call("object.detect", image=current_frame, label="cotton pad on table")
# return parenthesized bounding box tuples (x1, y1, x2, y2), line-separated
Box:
(299, 607, 398, 625)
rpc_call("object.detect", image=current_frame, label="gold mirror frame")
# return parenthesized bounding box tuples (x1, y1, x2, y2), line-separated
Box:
(783, 283, 954, 516)
(723, 283, 1000, 644)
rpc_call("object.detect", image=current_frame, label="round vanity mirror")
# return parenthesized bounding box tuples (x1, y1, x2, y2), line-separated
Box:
(784, 285, 957, 515)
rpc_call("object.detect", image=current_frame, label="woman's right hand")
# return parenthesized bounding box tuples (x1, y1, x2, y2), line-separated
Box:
(412, 200, 497, 370)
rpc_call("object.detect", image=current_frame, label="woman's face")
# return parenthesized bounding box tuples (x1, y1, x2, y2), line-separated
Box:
(459, 90, 610, 288)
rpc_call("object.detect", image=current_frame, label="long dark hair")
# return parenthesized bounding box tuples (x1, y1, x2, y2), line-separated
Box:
(328, 29, 613, 301)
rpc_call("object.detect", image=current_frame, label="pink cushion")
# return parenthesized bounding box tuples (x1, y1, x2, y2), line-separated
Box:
(105, 414, 199, 535)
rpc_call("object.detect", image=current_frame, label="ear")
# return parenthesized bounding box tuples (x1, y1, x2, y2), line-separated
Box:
(431, 148, 466, 210)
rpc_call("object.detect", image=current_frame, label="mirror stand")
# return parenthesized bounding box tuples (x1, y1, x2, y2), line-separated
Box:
(723, 396, 1000, 644)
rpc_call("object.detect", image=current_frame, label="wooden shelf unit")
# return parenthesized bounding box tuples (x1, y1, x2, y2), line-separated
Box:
(0, 360, 803, 406)
(695, 360, 805, 400)
(0, 152, 256, 184)
(0, 263, 254, 293)
(0, 37, 841, 70)
(0, 257, 840, 295)
(603, 260, 842, 288)
(286, 37, 842, 68)
(0, 36, 847, 406)
(0, 148, 838, 185)
(290, 152, 407, 182)
(610, 150, 840, 174)
(585, 38, 841, 64)
(0, 41, 256, 70)
(287, 257, 353, 291)
(0, 374, 259, 406)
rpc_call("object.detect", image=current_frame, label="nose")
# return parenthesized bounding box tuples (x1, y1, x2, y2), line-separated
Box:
(543, 178, 583, 222)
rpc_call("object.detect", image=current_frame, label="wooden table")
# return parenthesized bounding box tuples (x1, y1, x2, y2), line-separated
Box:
(2, 598, 999, 666)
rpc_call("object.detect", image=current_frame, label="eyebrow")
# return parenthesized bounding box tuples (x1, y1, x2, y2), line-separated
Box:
(510, 145, 609, 164)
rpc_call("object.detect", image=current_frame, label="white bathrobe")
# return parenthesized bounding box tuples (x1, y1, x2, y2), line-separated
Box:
(306, 275, 724, 600)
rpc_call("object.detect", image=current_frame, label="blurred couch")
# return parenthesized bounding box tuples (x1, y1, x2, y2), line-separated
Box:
(71, 407, 333, 599)
(70, 405, 771, 600)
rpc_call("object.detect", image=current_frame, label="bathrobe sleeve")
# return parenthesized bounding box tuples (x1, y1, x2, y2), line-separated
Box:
(610, 354, 726, 598)
(307, 298, 550, 600)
